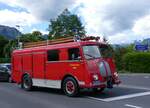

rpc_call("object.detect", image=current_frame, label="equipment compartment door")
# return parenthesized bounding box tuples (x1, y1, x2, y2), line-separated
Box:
(33, 53, 45, 79)
(12, 55, 22, 83)
(22, 54, 32, 76)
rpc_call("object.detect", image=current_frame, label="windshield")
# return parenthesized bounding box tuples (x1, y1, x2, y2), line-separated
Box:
(99, 46, 113, 58)
(83, 45, 113, 59)
(83, 45, 101, 59)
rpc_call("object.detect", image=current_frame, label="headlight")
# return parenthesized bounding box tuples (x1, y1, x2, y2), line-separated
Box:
(93, 74, 99, 81)
(114, 72, 119, 77)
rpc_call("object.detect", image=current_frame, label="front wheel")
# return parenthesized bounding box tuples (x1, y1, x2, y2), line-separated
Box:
(22, 75, 33, 91)
(62, 77, 79, 97)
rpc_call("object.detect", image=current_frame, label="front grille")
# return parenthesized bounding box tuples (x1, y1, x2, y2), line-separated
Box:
(99, 62, 107, 77)
(98, 61, 112, 77)
(103, 61, 112, 76)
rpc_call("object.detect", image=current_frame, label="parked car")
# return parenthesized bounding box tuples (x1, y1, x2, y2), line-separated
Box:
(0, 63, 11, 72)
(0, 63, 12, 82)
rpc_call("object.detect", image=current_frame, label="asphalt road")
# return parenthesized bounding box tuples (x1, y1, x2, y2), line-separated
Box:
(0, 74, 150, 108)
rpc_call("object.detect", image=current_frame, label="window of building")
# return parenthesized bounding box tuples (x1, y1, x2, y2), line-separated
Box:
(47, 50, 59, 61)
(68, 48, 81, 60)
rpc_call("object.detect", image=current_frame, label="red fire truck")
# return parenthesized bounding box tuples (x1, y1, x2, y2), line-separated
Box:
(12, 37, 120, 97)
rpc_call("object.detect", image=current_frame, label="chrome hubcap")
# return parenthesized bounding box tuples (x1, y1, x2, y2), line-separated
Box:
(66, 81, 75, 94)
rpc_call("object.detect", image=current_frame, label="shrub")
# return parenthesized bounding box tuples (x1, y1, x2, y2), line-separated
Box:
(0, 58, 11, 63)
(113, 46, 128, 71)
(123, 52, 150, 73)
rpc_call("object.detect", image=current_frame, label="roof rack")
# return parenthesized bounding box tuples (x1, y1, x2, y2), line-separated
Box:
(81, 36, 100, 41)
(23, 36, 100, 48)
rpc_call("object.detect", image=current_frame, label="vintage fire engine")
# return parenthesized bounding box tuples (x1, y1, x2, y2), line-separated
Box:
(12, 36, 121, 97)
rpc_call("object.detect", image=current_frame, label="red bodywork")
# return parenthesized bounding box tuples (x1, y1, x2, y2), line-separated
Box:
(12, 41, 120, 89)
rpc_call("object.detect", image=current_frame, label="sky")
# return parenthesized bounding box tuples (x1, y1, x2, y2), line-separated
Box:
(0, 0, 150, 44)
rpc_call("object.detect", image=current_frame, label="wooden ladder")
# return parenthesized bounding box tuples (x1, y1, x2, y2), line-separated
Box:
(23, 37, 74, 48)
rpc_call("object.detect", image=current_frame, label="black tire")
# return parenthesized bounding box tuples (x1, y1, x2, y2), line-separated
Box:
(62, 77, 79, 97)
(22, 75, 33, 91)
(93, 87, 105, 93)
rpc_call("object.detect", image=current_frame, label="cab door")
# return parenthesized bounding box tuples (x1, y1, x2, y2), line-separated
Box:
(66, 48, 85, 82)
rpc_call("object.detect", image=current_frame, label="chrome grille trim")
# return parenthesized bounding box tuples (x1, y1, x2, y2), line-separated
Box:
(98, 61, 112, 77)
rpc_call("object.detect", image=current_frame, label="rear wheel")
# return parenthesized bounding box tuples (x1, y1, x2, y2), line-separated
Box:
(62, 77, 79, 97)
(22, 75, 33, 91)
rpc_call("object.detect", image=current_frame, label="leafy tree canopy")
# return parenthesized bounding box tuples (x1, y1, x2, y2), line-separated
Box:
(0, 35, 8, 46)
(48, 9, 85, 39)
(20, 31, 44, 42)
(0, 35, 9, 57)
(3, 40, 17, 58)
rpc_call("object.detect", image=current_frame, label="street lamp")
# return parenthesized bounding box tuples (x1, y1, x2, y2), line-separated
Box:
(16, 25, 22, 49)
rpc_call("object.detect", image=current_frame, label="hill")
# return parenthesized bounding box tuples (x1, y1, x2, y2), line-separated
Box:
(0, 25, 21, 39)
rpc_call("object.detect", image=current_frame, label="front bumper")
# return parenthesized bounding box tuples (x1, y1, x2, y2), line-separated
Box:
(79, 81, 106, 88)
(80, 77, 121, 89)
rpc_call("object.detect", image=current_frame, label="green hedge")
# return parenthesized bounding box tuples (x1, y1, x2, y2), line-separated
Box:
(0, 58, 11, 63)
(123, 52, 150, 73)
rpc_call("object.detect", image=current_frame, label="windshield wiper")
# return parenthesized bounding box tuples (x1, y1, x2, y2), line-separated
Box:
(84, 54, 96, 59)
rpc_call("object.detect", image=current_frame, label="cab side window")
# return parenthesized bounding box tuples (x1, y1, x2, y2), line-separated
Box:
(68, 48, 80, 60)
(47, 50, 59, 61)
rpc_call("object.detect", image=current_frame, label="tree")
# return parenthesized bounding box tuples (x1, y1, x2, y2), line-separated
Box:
(0, 35, 9, 58)
(20, 31, 44, 42)
(103, 37, 108, 43)
(3, 40, 17, 58)
(48, 9, 85, 39)
(32, 31, 42, 36)
(113, 44, 135, 71)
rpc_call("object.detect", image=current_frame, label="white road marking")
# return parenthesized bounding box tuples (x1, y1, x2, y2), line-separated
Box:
(144, 76, 149, 79)
(125, 104, 142, 108)
(87, 97, 105, 101)
(87, 91, 150, 102)
(118, 84, 150, 90)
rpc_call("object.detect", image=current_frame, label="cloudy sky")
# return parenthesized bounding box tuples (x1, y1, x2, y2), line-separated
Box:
(0, 0, 150, 44)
